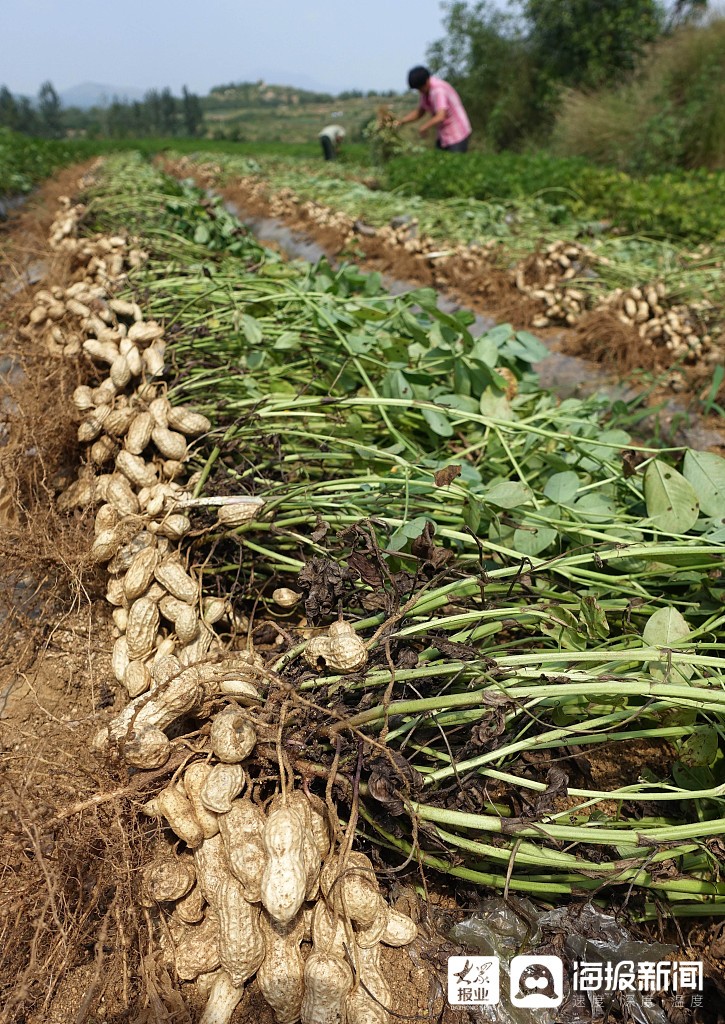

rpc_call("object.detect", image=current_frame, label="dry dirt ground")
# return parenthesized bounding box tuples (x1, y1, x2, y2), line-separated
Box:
(2, 166, 725, 1024)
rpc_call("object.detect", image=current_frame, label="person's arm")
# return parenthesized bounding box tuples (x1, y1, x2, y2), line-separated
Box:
(418, 107, 446, 136)
(396, 108, 423, 126)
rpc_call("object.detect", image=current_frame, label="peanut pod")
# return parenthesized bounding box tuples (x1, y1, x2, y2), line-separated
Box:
(176, 883, 207, 925)
(218, 798, 266, 902)
(147, 783, 204, 848)
(154, 558, 198, 604)
(217, 875, 264, 987)
(183, 761, 221, 839)
(257, 911, 305, 1024)
(198, 969, 244, 1024)
(301, 952, 353, 1024)
(346, 942, 391, 1024)
(174, 909, 221, 981)
(194, 833, 232, 907)
(200, 762, 246, 814)
(260, 805, 307, 926)
(210, 707, 257, 764)
(142, 855, 195, 904)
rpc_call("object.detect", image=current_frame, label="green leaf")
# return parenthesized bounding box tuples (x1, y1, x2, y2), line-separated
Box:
(643, 606, 691, 647)
(541, 606, 586, 651)
(678, 727, 718, 768)
(388, 516, 430, 552)
(506, 331, 550, 362)
(385, 369, 414, 402)
(672, 762, 715, 791)
(193, 223, 210, 244)
(644, 460, 699, 534)
(484, 481, 532, 509)
(470, 335, 499, 367)
(453, 360, 472, 397)
(643, 606, 693, 681)
(246, 350, 266, 370)
(488, 517, 515, 546)
(421, 406, 454, 437)
(513, 523, 557, 556)
(435, 393, 480, 414)
(543, 471, 580, 505)
(580, 595, 609, 639)
(462, 498, 481, 534)
(682, 450, 725, 517)
(241, 314, 263, 345)
(273, 331, 299, 350)
(572, 493, 614, 523)
(346, 332, 377, 354)
(479, 389, 513, 420)
(482, 324, 514, 345)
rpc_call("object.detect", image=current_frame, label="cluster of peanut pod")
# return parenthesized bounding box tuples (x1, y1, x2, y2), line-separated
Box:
(516, 240, 596, 328)
(599, 285, 715, 362)
(143, 745, 417, 1024)
(515, 241, 718, 362)
(32, 177, 416, 1022)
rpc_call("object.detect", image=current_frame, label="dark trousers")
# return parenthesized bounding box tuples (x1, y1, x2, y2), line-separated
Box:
(436, 134, 471, 153)
(320, 136, 336, 160)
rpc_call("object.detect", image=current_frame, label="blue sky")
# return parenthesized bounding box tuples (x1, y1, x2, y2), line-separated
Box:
(1, 0, 451, 97)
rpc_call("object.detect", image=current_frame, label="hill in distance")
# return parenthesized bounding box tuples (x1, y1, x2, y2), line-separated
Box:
(60, 82, 146, 109)
(252, 69, 336, 94)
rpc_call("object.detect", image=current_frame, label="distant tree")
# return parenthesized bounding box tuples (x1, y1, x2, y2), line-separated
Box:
(107, 97, 133, 137)
(129, 101, 146, 136)
(16, 95, 39, 134)
(666, 0, 708, 28)
(38, 80, 63, 137)
(0, 86, 19, 130)
(144, 89, 162, 134)
(524, 0, 663, 88)
(159, 87, 178, 134)
(182, 86, 203, 136)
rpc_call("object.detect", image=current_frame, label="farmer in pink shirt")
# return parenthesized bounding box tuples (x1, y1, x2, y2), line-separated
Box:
(397, 66, 472, 152)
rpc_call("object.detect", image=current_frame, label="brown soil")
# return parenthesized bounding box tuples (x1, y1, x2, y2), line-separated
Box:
(0, 166, 144, 1024)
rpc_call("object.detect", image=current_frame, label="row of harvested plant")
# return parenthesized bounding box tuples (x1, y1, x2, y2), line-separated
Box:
(20, 162, 418, 1023)
(175, 155, 721, 369)
(14, 151, 725, 1018)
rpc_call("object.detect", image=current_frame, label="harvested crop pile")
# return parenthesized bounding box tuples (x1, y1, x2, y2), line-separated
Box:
(4, 153, 725, 1021)
(86, 159, 725, 905)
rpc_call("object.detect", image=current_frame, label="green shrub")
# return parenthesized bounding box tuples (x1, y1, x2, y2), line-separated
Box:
(553, 16, 725, 172)
(385, 150, 725, 241)
(0, 129, 94, 196)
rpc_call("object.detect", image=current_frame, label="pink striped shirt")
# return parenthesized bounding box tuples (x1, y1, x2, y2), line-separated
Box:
(418, 76, 471, 147)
